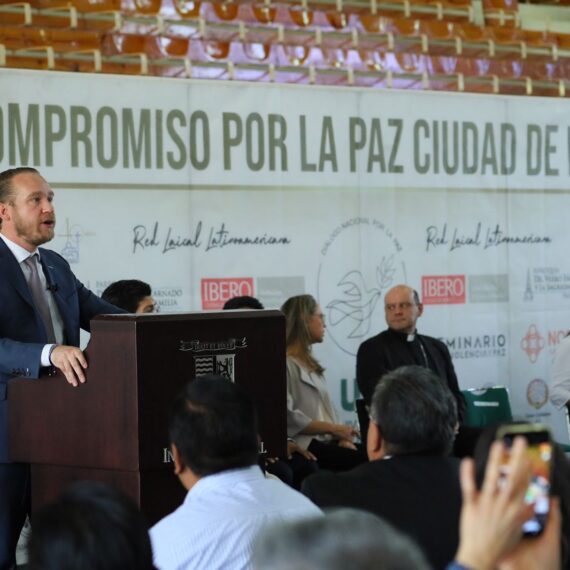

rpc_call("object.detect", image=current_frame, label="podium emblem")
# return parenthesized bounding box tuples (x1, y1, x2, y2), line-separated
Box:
(194, 354, 236, 382)
(180, 337, 247, 383)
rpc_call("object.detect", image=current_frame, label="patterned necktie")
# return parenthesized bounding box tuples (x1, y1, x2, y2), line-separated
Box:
(24, 254, 57, 343)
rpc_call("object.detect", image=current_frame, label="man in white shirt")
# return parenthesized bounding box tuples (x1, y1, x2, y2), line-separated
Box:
(150, 375, 322, 570)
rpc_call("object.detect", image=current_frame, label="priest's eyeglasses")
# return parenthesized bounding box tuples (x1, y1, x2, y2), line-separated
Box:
(385, 302, 415, 312)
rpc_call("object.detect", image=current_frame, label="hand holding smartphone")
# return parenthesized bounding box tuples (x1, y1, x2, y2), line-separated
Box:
(496, 423, 552, 538)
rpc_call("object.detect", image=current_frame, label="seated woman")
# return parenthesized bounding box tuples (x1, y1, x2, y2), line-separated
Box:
(281, 294, 366, 472)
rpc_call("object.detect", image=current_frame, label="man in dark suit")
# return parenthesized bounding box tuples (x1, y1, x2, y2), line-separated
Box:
(0, 167, 123, 569)
(356, 284, 465, 421)
(302, 365, 462, 570)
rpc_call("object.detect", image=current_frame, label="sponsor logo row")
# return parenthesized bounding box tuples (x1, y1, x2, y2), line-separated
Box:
(421, 274, 508, 305)
(422, 268, 570, 305)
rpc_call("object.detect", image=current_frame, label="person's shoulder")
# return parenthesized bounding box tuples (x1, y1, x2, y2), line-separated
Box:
(302, 469, 340, 499)
(357, 330, 387, 353)
(150, 502, 190, 542)
(264, 477, 322, 513)
(39, 248, 71, 269)
(396, 455, 462, 484)
(303, 464, 370, 494)
(302, 464, 379, 506)
(286, 356, 305, 376)
(420, 333, 449, 351)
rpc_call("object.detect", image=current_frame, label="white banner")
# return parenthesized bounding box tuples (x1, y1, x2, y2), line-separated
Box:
(2, 68, 569, 443)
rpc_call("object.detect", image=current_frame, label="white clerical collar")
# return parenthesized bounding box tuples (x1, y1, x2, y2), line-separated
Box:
(406, 333, 416, 342)
(0, 233, 39, 263)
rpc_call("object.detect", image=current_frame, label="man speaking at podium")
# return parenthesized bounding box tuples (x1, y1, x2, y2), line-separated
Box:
(0, 167, 123, 569)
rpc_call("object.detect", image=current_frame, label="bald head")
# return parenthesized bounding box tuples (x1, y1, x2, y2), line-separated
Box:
(384, 285, 423, 334)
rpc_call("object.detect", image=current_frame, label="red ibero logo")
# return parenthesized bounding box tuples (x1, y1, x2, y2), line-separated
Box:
(422, 275, 466, 305)
(201, 278, 254, 310)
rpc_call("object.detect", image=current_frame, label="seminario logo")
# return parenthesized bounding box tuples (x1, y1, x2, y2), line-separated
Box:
(440, 333, 507, 359)
(317, 217, 406, 356)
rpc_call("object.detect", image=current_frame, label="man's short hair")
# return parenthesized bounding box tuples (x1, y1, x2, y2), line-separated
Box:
(223, 296, 264, 310)
(0, 167, 40, 203)
(252, 508, 430, 570)
(412, 289, 421, 305)
(27, 481, 154, 570)
(169, 375, 259, 477)
(101, 280, 152, 313)
(370, 365, 457, 456)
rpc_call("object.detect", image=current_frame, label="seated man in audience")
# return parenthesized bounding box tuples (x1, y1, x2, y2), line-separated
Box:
(101, 279, 156, 313)
(28, 481, 154, 570)
(302, 365, 462, 570)
(254, 437, 561, 570)
(150, 375, 321, 570)
(253, 508, 431, 570)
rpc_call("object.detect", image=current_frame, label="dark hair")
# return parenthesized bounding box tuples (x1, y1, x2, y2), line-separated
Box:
(412, 289, 421, 305)
(370, 365, 457, 456)
(252, 508, 430, 570)
(0, 167, 40, 203)
(101, 280, 152, 313)
(474, 423, 570, 568)
(169, 375, 259, 477)
(223, 296, 264, 310)
(27, 481, 154, 570)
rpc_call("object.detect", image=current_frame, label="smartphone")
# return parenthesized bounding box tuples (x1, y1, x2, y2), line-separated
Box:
(495, 423, 552, 537)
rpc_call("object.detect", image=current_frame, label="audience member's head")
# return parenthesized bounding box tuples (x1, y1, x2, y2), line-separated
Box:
(169, 375, 259, 485)
(252, 508, 430, 570)
(27, 481, 154, 570)
(223, 296, 264, 310)
(368, 365, 457, 458)
(474, 422, 570, 568)
(101, 279, 155, 313)
(383, 284, 423, 335)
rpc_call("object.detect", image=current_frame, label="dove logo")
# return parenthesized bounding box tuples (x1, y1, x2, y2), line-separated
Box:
(318, 217, 406, 356)
(422, 275, 466, 305)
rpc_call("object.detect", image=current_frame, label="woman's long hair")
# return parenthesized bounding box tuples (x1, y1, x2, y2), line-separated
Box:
(281, 294, 324, 375)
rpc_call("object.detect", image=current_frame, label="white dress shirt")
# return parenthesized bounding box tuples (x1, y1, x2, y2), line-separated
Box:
(150, 465, 321, 570)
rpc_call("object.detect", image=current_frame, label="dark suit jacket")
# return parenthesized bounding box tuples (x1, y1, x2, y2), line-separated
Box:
(302, 455, 462, 570)
(356, 329, 466, 422)
(0, 238, 122, 461)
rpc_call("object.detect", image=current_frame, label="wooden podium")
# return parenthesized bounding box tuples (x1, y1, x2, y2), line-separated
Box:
(8, 310, 286, 524)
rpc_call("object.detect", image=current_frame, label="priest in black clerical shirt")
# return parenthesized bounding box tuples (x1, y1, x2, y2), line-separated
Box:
(356, 284, 466, 423)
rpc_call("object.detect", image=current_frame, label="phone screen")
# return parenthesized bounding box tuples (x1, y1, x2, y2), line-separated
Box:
(500, 429, 552, 537)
